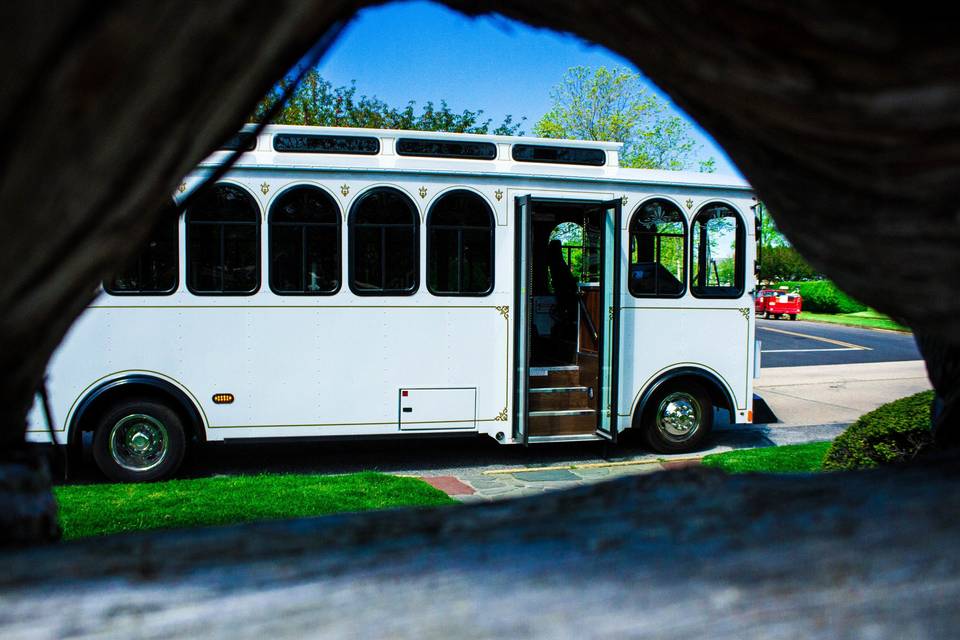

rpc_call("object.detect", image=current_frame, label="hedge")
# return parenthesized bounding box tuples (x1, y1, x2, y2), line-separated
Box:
(775, 279, 867, 314)
(823, 390, 935, 470)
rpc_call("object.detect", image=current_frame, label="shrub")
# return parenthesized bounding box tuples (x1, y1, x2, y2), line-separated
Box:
(777, 279, 867, 314)
(823, 390, 936, 470)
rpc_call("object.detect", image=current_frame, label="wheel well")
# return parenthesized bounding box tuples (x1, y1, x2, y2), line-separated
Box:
(632, 370, 735, 428)
(70, 379, 206, 446)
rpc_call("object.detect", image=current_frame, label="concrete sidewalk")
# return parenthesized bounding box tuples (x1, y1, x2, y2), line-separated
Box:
(756, 360, 930, 427)
(416, 360, 932, 503)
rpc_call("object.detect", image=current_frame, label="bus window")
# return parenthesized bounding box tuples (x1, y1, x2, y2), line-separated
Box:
(628, 199, 686, 297)
(104, 202, 178, 295)
(349, 188, 419, 295)
(187, 184, 260, 294)
(427, 190, 494, 296)
(269, 186, 340, 295)
(691, 203, 744, 298)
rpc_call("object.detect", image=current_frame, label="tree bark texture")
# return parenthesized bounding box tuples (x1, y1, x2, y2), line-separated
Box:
(3, 463, 960, 638)
(0, 1, 956, 541)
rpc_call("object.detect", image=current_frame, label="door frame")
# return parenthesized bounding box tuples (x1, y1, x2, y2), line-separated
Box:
(512, 195, 622, 444)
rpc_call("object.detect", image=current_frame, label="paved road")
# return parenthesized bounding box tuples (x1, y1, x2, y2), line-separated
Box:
(758, 319, 919, 368)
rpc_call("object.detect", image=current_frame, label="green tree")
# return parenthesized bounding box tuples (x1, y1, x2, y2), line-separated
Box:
(251, 70, 525, 135)
(760, 246, 821, 281)
(756, 202, 789, 248)
(533, 66, 713, 171)
(754, 202, 820, 281)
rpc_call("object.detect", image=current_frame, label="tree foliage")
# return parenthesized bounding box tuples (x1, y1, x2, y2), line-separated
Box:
(760, 246, 821, 281)
(756, 203, 820, 281)
(251, 70, 525, 135)
(533, 66, 713, 171)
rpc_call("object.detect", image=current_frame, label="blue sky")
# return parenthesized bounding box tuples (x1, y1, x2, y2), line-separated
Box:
(316, 1, 739, 175)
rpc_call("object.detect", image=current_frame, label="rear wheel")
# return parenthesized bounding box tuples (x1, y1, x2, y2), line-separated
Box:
(642, 382, 714, 454)
(92, 399, 186, 482)
(790, 313, 798, 320)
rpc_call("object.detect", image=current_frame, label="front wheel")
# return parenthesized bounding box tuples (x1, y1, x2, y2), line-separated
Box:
(789, 313, 798, 321)
(92, 399, 186, 482)
(642, 382, 714, 454)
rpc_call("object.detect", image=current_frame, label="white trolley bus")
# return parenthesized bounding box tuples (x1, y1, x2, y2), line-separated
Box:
(28, 125, 760, 481)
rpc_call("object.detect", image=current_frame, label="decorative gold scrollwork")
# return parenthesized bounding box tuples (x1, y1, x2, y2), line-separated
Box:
(260, 182, 270, 195)
(494, 407, 508, 421)
(495, 189, 504, 202)
(340, 184, 350, 197)
(685, 198, 694, 210)
(495, 305, 509, 321)
(419, 186, 428, 198)
(738, 307, 751, 320)
(621, 195, 628, 206)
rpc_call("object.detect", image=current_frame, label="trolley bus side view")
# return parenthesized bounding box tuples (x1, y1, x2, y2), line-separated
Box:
(26, 125, 760, 481)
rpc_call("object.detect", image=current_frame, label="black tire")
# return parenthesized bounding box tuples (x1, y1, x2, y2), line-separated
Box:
(642, 381, 714, 454)
(790, 314, 798, 321)
(92, 399, 186, 482)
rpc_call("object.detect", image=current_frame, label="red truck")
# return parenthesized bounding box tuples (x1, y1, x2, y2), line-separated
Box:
(755, 287, 802, 320)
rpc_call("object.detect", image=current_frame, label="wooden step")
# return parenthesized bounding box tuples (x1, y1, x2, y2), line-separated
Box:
(529, 366, 580, 388)
(528, 409, 597, 436)
(529, 386, 593, 411)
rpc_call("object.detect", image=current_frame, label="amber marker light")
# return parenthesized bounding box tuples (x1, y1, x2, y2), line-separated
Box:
(212, 393, 235, 404)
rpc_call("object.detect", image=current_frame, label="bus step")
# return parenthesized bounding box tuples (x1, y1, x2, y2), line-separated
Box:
(528, 409, 596, 436)
(529, 367, 581, 388)
(529, 409, 594, 417)
(529, 387, 592, 411)
(527, 434, 605, 444)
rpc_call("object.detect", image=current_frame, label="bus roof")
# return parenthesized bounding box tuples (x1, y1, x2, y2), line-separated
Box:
(196, 124, 752, 192)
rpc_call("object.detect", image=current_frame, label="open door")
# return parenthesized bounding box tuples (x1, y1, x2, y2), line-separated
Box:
(596, 198, 622, 441)
(513, 195, 533, 444)
(514, 195, 621, 443)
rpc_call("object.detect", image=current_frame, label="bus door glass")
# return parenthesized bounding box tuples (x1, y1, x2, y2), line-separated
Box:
(596, 198, 622, 440)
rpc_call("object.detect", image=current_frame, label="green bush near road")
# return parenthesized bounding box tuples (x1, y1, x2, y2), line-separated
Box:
(777, 280, 867, 314)
(823, 390, 935, 470)
(55, 471, 456, 540)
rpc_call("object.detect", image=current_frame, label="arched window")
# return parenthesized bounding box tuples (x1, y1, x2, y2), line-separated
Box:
(427, 190, 494, 296)
(349, 188, 419, 295)
(691, 202, 745, 298)
(628, 199, 687, 297)
(186, 184, 260, 294)
(269, 186, 341, 294)
(104, 201, 179, 295)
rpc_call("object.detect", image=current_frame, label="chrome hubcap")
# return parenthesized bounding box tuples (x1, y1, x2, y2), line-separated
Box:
(109, 414, 169, 472)
(656, 392, 701, 442)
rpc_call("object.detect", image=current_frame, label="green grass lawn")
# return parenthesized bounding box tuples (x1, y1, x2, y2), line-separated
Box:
(700, 441, 832, 474)
(799, 310, 910, 332)
(55, 472, 456, 540)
